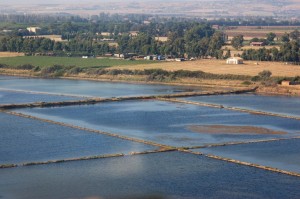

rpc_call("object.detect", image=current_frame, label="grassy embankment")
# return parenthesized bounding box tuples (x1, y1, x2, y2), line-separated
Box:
(0, 56, 300, 94)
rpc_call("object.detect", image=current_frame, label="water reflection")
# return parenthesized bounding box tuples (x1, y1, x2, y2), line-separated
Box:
(15, 100, 300, 147)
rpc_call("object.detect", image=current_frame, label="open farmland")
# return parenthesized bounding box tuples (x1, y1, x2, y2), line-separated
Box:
(0, 56, 155, 68)
(225, 26, 300, 40)
(110, 59, 300, 77)
(0, 52, 25, 57)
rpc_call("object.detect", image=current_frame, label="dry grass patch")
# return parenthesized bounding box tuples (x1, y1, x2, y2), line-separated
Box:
(110, 59, 300, 77)
(0, 52, 25, 57)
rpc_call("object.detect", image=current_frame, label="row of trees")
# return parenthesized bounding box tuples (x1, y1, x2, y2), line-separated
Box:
(242, 40, 300, 62)
(0, 24, 224, 58)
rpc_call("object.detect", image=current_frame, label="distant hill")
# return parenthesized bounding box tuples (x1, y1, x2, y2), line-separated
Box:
(1, 0, 300, 18)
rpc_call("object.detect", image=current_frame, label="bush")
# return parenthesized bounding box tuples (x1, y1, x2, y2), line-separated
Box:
(41, 65, 65, 76)
(16, 64, 35, 70)
(67, 67, 82, 75)
(242, 81, 252, 85)
(251, 76, 261, 82)
(33, 66, 41, 72)
(258, 70, 272, 79)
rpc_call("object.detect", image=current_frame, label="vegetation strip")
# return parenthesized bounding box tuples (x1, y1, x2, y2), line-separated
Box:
(0, 87, 256, 110)
(159, 98, 300, 121)
(183, 150, 300, 178)
(1, 110, 172, 149)
(184, 137, 300, 150)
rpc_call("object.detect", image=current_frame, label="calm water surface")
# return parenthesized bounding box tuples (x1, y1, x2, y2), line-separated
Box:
(1, 151, 300, 199)
(194, 139, 300, 173)
(15, 100, 300, 147)
(0, 112, 156, 165)
(0, 76, 200, 97)
(184, 94, 300, 117)
(0, 90, 82, 104)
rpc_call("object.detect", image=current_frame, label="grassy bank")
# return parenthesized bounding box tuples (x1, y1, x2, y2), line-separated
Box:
(0, 56, 154, 68)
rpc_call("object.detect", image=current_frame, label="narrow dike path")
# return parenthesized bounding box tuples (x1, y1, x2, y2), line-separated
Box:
(0, 87, 257, 109)
(158, 98, 300, 121)
(1, 110, 300, 178)
(1, 86, 300, 178)
(180, 149, 300, 178)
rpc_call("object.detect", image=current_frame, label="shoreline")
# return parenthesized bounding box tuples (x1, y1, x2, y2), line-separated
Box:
(1, 69, 299, 96)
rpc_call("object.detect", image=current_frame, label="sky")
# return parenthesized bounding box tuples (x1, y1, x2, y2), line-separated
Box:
(1, 0, 203, 4)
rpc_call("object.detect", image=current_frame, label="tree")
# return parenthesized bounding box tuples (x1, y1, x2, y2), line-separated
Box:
(231, 35, 244, 49)
(266, 32, 276, 43)
(290, 30, 300, 40)
(281, 33, 290, 43)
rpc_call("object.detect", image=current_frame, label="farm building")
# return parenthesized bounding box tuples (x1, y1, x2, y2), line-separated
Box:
(226, 57, 244, 64)
(281, 81, 291, 86)
(155, 37, 168, 42)
(250, 42, 265, 46)
(26, 27, 41, 33)
(129, 31, 139, 37)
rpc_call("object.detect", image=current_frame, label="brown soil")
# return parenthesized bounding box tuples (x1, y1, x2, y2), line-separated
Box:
(187, 125, 287, 135)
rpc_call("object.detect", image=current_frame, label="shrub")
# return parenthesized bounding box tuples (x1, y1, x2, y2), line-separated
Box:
(258, 70, 272, 79)
(41, 65, 65, 76)
(242, 81, 252, 85)
(67, 67, 82, 75)
(251, 76, 261, 82)
(16, 64, 35, 70)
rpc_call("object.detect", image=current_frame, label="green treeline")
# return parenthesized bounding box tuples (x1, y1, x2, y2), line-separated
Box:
(242, 40, 300, 63)
(0, 23, 224, 58)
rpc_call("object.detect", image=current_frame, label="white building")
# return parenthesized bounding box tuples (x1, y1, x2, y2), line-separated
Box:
(226, 57, 243, 64)
(26, 27, 41, 33)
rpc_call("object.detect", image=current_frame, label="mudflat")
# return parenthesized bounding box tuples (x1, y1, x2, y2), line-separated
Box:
(187, 125, 287, 135)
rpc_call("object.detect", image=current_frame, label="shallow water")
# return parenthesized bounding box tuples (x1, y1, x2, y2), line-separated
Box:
(0, 90, 82, 104)
(15, 100, 300, 147)
(194, 139, 300, 173)
(0, 112, 156, 165)
(1, 151, 300, 199)
(183, 94, 300, 117)
(0, 76, 201, 97)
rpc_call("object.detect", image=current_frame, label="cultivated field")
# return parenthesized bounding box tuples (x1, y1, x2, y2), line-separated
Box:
(0, 56, 155, 68)
(0, 52, 25, 57)
(225, 26, 300, 40)
(1, 56, 299, 78)
(110, 59, 300, 77)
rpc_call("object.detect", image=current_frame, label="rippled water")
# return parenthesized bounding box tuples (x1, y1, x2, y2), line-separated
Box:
(0, 77, 201, 97)
(194, 139, 300, 173)
(15, 100, 300, 147)
(0, 112, 156, 165)
(1, 151, 300, 199)
(183, 94, 300, 117)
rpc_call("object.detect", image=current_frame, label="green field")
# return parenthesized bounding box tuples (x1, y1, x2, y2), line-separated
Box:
(0, 56, 155, 68)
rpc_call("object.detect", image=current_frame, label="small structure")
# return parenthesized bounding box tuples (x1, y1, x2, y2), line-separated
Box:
(129, 31, 139, 37)
(155, 37, 168, 42)
(175, 58, 185, 62)
(26, 27, 41, 33)
(250, 42, 265, 46)
(99, 32, 111, 36)
(281, 80, 291, 86)
(212, 25, 220, 30)
(226, 57, 243, 65)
